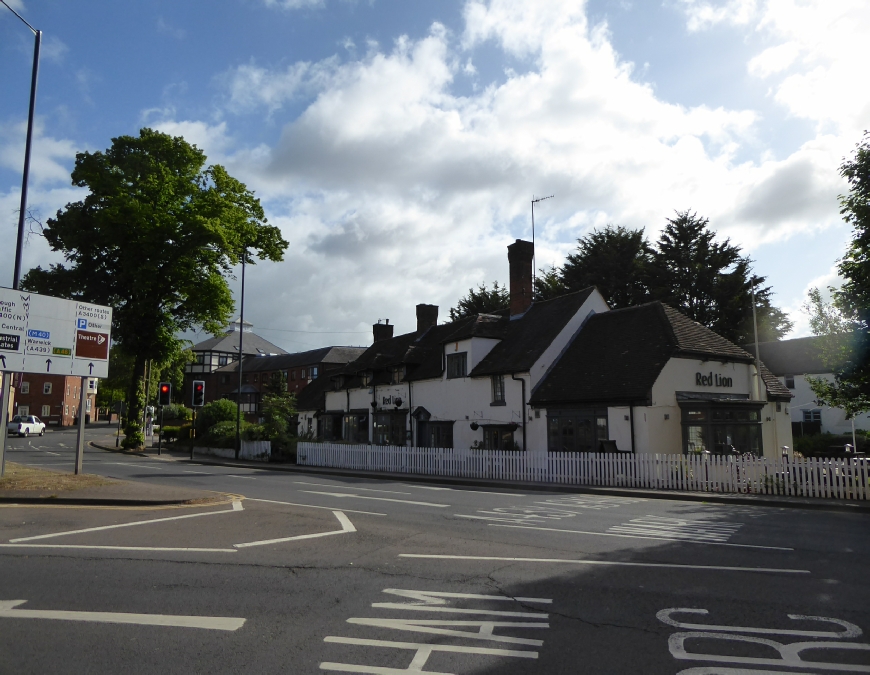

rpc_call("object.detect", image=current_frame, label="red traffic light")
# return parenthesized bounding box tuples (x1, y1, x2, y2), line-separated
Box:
(160, 384, 170, 393)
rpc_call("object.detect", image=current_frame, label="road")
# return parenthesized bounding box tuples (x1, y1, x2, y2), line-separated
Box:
(1, 424, 868, 674)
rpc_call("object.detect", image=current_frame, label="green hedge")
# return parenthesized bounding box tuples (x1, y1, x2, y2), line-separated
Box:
(794, 432, 868, 457)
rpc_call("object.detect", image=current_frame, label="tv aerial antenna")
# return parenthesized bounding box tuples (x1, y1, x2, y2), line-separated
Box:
(531, 194, 554, 293)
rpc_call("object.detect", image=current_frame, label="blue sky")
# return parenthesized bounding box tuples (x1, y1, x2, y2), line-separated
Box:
(1, 0, 867, 351)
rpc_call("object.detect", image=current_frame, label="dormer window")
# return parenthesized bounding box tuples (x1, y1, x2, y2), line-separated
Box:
(391, 366, 405, 384)
(333, 376, 345, 391)
(361, 371, 373, 386)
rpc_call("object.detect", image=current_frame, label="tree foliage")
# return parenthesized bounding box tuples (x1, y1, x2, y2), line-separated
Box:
(558, 225, 653, 307)
(449, 282, 509, 321)
(806, 132, 870, 414)
(22, 128, 288, 448)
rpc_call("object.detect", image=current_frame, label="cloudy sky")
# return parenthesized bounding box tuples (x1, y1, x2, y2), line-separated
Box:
(1, 0, 867, 352)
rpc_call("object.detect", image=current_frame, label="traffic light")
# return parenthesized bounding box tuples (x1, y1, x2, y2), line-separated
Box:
(158, 382, 172, 406)
(192, 380, 205, 407)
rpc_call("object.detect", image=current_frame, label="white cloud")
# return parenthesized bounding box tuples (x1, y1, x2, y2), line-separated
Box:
(677, 0, 759, 31)
(262, 0, 324, 9)
(0, 119, 79, 187)
(41, 36, 69, 63)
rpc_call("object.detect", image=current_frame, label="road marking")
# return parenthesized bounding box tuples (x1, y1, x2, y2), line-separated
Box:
(247, 498, 386, 516)
(58, 443, 67, 448)
(347, 619, 548, 646)
(0, 544, 236, 552)
(657, 608, 863, 638)
(46, 451, 61, 456)
(234, 510, 355, 548)
(0, 599, 245, 630)
(295, 481, 412, 495)
(9, 501, 244, 542)
(400, 484, 525, 496)
(609, 516, 742, 543)
(380, 589, 551, 605)
(183, 470, 210, 475)
(398, 555, 810, 574)
(301, 491, 449, 508)
(534, 496, 644, 509)
(226, 474, 256, 479)
(486, 523, 792, 550)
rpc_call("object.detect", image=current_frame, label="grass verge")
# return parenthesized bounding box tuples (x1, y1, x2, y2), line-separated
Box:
(0, 462, 116, 492)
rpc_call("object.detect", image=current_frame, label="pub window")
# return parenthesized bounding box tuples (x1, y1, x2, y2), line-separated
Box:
(373, 412, 406, 446)
(681, 404, 763, 456)
(20, 382, 29, 394)
(483, 425, 516, 450)
(195, 353, 205, 364)
(391, 366, 405, 385)
(333, 376, 344, 392)
(43, 382, 52, 395)
(218, 355, 228, 366)
(446, 352, 467, 379)
(491, 375, 505, 404)
(803, 409, 821, 423)
(342, 413, 369, 444)
(784, 375, 795, 389)
(418, 421, 454, 449)
(546, 409, 609, 453)
(321, 414, 343, 441)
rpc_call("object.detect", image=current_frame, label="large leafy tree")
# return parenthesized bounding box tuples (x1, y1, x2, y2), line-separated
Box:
(807, 132, 870, 413)
(557, 225, 653, 307)
(22, 128, 288, 448)
(648, 211, 792, 344)
(449, 282, 509, 321)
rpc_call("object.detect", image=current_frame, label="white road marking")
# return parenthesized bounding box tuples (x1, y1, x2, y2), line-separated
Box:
(380, 589, 551, 605)
(295, 481, 412, 495)
(0, 599, 245, 630)
(247, 498, 386, 516)
(347, 618, 548, 646)
(401, 484, 525, 496)
(226, 474, 256, 479)
(234, 510, 355, 548)
(301, 491, 449, 508)
(487, 523, 792, 551)
(58, 443, 67, 448)
(398, 555, 810, 574)
(322, 636, 538, 658)
(610, 516, 742, 543)
(183, 470, 210, 475)
(0, 544, 236, 552)
(46, 451, 61, 456)
(657, 608, 863, 639)
(9, 501, 244, 542)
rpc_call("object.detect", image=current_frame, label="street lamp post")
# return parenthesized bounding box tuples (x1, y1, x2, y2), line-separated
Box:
(0, 1, 41, 478)
(235, 252, 247, 460)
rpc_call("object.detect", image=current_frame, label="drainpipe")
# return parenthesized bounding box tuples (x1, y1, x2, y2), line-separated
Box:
(629, 405, 636, 454)
(511, 373, 526, 451)
(408, 379, 414, 448)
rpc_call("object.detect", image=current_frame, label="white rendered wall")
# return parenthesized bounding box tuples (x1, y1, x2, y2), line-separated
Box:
(783, 373, 870, 435)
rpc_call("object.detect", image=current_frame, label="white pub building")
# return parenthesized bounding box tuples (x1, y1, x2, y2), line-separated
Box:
(298, 240, 793, 459)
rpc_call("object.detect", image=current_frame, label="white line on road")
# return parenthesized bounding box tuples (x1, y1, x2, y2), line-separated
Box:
(296, 481, 412, 495)
(0, 544, 236, 552)
(234, 510, 355, 548)
(301, 491, 449, 508)
(400, 484, 525, 496)
(9, 501, 244, 542)
(46, 451, 61, 456)
(398, 555, 810, 574)
(183, 470, 210, 474)
(247, 498, 386, 516)
(226, 474, 256, 479)
(0, 599, 245, 630)
(486, 524, 793, 551)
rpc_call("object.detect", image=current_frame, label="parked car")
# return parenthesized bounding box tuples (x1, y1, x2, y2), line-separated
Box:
(7, 415, 46, 437)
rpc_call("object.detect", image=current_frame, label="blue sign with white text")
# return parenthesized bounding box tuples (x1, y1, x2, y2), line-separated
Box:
(77, 318, 88, 330)
(27, 329, 50, 340)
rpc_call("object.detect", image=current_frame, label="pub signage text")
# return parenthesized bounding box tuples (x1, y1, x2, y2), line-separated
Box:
(696, 372, 733, 387)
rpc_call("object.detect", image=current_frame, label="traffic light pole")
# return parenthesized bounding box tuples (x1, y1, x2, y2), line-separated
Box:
(157, 405, 163, 456)
(74, 376, 86, 474)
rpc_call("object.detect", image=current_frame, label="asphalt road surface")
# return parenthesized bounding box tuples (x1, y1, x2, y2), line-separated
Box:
(1, 425, 868, 674)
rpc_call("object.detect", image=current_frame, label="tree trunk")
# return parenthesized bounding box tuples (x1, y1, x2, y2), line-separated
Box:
(122, 354, 147, 450)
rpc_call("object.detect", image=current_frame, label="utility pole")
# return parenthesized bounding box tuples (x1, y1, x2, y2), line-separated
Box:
(531, 195, 554, 294)
(235, 252, 247, 460)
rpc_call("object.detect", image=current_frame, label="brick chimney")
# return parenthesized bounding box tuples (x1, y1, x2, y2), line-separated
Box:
(416, 304, 438, 333)
(508, 239, 534, 317)
(373, 319, 394, 343)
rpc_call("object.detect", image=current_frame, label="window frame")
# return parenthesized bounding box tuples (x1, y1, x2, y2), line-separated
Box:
(446, 352, 467, 379)
(20, 381, 29, 394)
(491, 375, 505, 405)
(43, 382, 52, 395)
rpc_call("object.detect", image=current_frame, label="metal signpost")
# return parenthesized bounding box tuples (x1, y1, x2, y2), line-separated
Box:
(0, 288, 112, 476)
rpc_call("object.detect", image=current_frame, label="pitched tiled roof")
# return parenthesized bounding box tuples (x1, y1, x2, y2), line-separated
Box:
(748, 335, 835, 375)
(191, 330, 286, 356)
(215, 346, 366, 374)
(471, 288, 596, 376)
(531, 302, 787, 406)
(296, 366, 344, 412)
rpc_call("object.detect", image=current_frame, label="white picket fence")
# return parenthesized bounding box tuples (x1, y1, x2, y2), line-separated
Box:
(297, 442, 870, 501)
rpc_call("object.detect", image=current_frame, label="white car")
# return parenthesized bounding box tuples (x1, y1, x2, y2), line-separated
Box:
(7, 415, 46, 437)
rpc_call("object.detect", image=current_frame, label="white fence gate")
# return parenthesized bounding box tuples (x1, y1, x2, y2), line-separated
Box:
(297, 442, 870, 501)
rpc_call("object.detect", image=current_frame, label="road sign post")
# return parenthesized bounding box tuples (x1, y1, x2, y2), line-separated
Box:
(75, 376, 87, 475)
(0, 373, 10, 477)
(0, 289, 112, 475)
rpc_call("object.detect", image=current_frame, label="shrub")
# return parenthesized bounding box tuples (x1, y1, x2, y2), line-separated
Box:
(196, 399, 239, 435)
(162, 404, 192, 422)
(794, 432, 868, 457)
(161, 425, 181, 442)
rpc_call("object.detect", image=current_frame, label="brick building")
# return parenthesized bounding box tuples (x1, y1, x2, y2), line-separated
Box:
(12, 373, 98, 426)
(213, 346, 366, 418)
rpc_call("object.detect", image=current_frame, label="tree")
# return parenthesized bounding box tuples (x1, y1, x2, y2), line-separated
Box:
(449, 282, 509, 321)
(21, 128, 288, 448)
(806, 132, 870, 413)
(559, 225, 653, 308)
(534, 265, 568, 301)
(648, 211, 792, 344)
